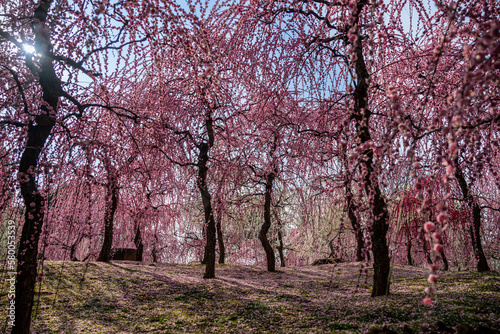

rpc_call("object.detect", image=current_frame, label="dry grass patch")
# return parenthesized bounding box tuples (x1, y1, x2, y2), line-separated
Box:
(1, 261, 498, 333)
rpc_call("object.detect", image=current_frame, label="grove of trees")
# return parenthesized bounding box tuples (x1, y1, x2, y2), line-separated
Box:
(1, 0, 499, 333)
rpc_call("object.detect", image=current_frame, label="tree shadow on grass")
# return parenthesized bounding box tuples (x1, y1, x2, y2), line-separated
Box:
(2, 261, 498, 333)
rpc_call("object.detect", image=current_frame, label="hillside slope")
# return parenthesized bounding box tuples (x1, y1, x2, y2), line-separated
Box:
(1, 262, 499, 333)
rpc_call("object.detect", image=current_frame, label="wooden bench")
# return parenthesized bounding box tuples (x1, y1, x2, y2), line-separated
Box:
(111, 248, 137, 260)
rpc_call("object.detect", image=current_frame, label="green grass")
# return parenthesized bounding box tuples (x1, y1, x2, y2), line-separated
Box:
(0, 261, 498, 333)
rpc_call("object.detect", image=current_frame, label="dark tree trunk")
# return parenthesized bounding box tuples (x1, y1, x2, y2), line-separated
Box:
(369, 190, 391, 297)
(195, 106, 217, 278)
(152, 248, 157, 263)
(354, 224, 365, 262)
(471, 203, 489, 272)
(406, 234, 413, 266)
(70, 243, 78, 261)
(328, 237, 337, 258)
(441, 248, 449, 271)
(421, 235, 433, 265)
(260, 171, 276, 272)
(259, 135, 279, 273)
(152, 233, 158, 263)
(97, 161, 119, 262)
(277, 230, 285, 267)
(454, 163, 490, 272)
(350, 2, 390, 297)
(198, 142, 216, 278)
(346, 183, 365, 261)
(276, 213, 285, 267)
(70, 233, 83, 261)
(216, 218, 225, 264)
(134, 224, 143, 261)
(201, 224, 208, 264)
(14, 2, 59, 333)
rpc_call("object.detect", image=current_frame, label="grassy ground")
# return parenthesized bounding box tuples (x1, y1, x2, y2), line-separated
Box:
(1, 261, 499, 333)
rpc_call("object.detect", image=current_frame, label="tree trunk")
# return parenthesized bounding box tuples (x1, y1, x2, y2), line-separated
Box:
(260, 171, 276, 272)
(421, 234, 433, 265)
(70, 233, 83, 261)
(441, 248, 449, 271)
(369, 193, 391, 297)
(350, 2, 390, 296)
(134, 224, 143, 261)
(216, 218, 225, 264)
(198, 142, 216, 278)
(454, 163, 490, 272)
(346, 182, 365, 261)
(277, 230, 285, 267)
(14, 2, 59, 333)
(152, 233, 158, 263)
(70, 243, 78, 261)
(471, 203, 489, 272)
(276, 214, 285, 267)
(406, 234, 413, 266)
(201, 224, 208, 264)
(197, 106, 217, 277)
(97, 162, 119, 262)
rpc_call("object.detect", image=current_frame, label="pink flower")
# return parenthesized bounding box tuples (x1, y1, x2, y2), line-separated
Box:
(424, 286, 435, 294)
(437, 213, 448, 223)
(434, 244, 444, 253)
(428, 263, 438, 272)
(432, 232, 441, 242)
(424, 221, 436, 232)
(428, 274, 440, 284)
(446, 164, 455, 175)
(423, 297, 433, 306)
(449, 142, 458, 155)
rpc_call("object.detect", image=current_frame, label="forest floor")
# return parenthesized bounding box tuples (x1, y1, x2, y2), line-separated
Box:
(1, 261, 499, 333)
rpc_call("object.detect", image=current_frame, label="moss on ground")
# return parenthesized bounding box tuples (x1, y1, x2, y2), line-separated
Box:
(0, 262, 498, 333)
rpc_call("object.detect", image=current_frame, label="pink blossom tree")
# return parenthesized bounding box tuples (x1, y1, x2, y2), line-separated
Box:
(0, 0, 154, 331)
